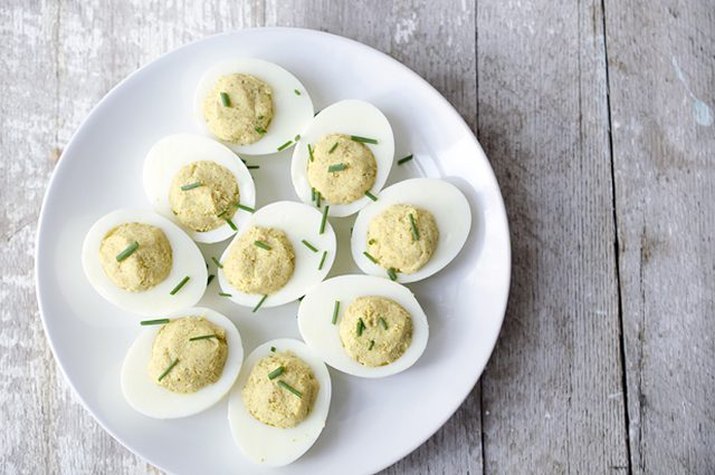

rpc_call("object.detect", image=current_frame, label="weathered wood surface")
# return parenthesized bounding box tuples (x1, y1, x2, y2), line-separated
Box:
(0, 0, 712, 474)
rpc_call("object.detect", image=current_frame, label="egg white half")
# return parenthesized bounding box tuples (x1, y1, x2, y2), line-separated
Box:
(228, 338, 331, 467)
(194, 59, 314, 156)
(217, 201, 336, 310)
(351, 178, 472, 283)
(297, 275, 429, 378)
(291, 100, 395, 217)
(120, 307, 243, 419)
(81, 209, 207, 317)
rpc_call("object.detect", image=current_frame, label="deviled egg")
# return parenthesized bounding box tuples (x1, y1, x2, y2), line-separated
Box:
(298, 274, 429, 378)
(121, 307, 243, 419)
(81, 209, 207, 317)
(351, 178, 471, 283)
(143, 134, 256, 243)
(194, 59, 314, 155)
(291, 100, 395, 217)
(228, 338, 331, 466)
(217, 201, 336, 311)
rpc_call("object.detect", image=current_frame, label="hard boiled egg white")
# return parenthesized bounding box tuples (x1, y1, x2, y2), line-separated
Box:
(298, 274, 429, 378)
(217, 201, 337, 309)
(291, 100, 395, 217)
(81, 209, 207, 317)
(120, 307, 243, 419)
(194, 59, 314, 156)
(228, 338, 331, 467)
(351, 178, 471, 283)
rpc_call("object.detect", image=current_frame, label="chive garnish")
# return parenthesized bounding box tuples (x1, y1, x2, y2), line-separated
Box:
(308, 144, 315, 162)
(409, 213, 420, 240)
(270, 346, 276, 352)
(255, 126, 267, 135)
(247, 165, 260, 170)
(218, 292, 232, 297)
(332, 300, 340, 325)
(357, 318, 365, 337)
(158, 358, 179, 381)
(379, 317, 388, 329)
(207, 274, 215, 285)
(253, 294, 268, 312)
(397, 154, 414, 165)
(318, 250, 328, 270)
(277, 140, 293, 151)
(295, 134, 301, 142)
(328, 142, 338, 153)
(328, 163, 347, 173)
(220, 92, 231, 107)
(211, 256, 223, 268)
(294, 89, 301, 95)
(387, 268, 398, 281)
(217, 207, 230, 218)
(189, 334, 217, 341)
(236, 203, 255, 213)
(316, 191, 322, 208)
(363, 251, 378, 264)
(368, 238, 376, 245)
(365, 191, 378, 201)
(225, 218, 237, 231)
(169, 276, 190, 295)
(254, 240, 272, 250)
(180, 181, 202, 191)
(140, 318, 170, 326)
(311, 187, 316, 202)
(268, 366, 285, 380)
(116, 242, 139, 262)
(319, 205, 329, 234)
(277, 380, 303, 398)
(350, 135, 378, 144)
(301, 239, 318, 253)
(368, 340, 375, 350)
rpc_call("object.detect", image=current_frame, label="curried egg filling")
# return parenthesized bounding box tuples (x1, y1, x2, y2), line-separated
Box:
(242, 351, 319, 428)
(168, 161, 240, 232)
(366, 204, 439, 274)
(99, 222, 172, 292)
(339, 296, 413, 367)
(203, 73, 273, 145)
(223, 226, 295, 295)
(148, 317, 228, 394)
(307, 133, 377, 204)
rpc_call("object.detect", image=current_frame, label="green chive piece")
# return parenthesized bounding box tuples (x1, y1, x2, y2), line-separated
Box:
(277, 380, 303, 398)
(255, 126, 267, 135)
(225, 218, 237, 231)
(140, 318, 170, 326)
(294, 89, 301, 95)
(277, 140, 293, 151)
(247, 165, 260, 170)
(387, 268, 398, 281)
(207, 274, 215, 286)
(365, 191, 378, 201)
(397, 154, 414, 165)
(311, 187, 316, 202)
(257, 115, 264, 121)
(170, 276, 190, 295)
(332, 300, 340, 325)
(318, 250, 328, 270)
(368, 238, 376, 245)
(211, 256, 223, 268)
(369, 340, 375, 350)
(328, 163, 347, 173)
(350, 135, 378, 144)
(158, 358, 179, 381)
(409, 213, 420, 240)
(319, 205, 329, 234)
(189, 334, 217, 341)
(316, 191, 322, 208)
(301, 239, 318, 253)
(308, 144, 315, 162)
(270, 346, 276, 352)
(363, 251, 378, 264)
(268, 366, 285, 380)
(379, 317, 388, 330)
(236, 203, 255, 213)
(328, 142, 338, 153)
(253, 294, 268, 313)
(357, 318, 365, 337)
(295, 134, 301, 142)
(254, 240, 272, 251)
(180, 181, 202, 191)
(217, 207, 230, 218)
(218, 292, 232, 297)
(220, 92, 231, 107)
(116, 242, 139, 262)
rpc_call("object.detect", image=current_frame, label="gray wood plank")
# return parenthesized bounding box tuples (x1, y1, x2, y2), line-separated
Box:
(604, 1, 715, 473)
(476, 0, 630, 472)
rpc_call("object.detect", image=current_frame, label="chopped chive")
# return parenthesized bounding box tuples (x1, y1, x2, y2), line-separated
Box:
(397, 154, 414, 165)
(332, 300, 340, 325)
(225, 218, 237, 231)
(218, 292, 232, 297)
(328, 163, 347, 173)
(268, 366, 285, 380)
(247, 165, 260, 170)
(308, 144, 315, 162)
(257, 115, 264, 121)
(294, 89, 301, 96)
(318, 250, 328, 270)
(220, 92, 231, 107)
(180, 181, 202, 191)
(169, 276, 190, 295)
(328, 142, 338, 153)
(255, 126, 267, 135)
(357, 318, 365, 337)
(409, 213, 420, 240)
(387, 268, 398, 281)
(116, 242, 139, 262)
(379, 317, 388, 330)
(301, 239, 318, 253)
(350, 135, 378, 144)
(368, 238, 376, 245)
(217, 207, 230, 218)
(365, 191, 378, 201)
(236, 203, 255, 213)
(253, 294, 268, 313)
(277, 140, 293, 151)
(211, 256, 223, 268)
(254, 240, 272, 250)
(270, 346, 276, 352)
(363, 251, 378, 264)
(368, 340, 375, 350)
(207, 274, 215, 285)
(294, 134, 301, 142)
(189, 334, 217, 341)
(316, 191, 322, 208)
(311, 187, 316, 202)
(277, 380, 303, 398)
(319, 205, 329, 234)
(140, 318, 170, 326)
(157, 358, 179, 381)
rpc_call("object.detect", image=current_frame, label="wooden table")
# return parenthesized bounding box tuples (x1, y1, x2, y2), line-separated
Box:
(2, 1, 713, 473)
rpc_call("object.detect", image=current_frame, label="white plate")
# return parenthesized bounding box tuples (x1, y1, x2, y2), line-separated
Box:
(35, 28, 511, 474)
